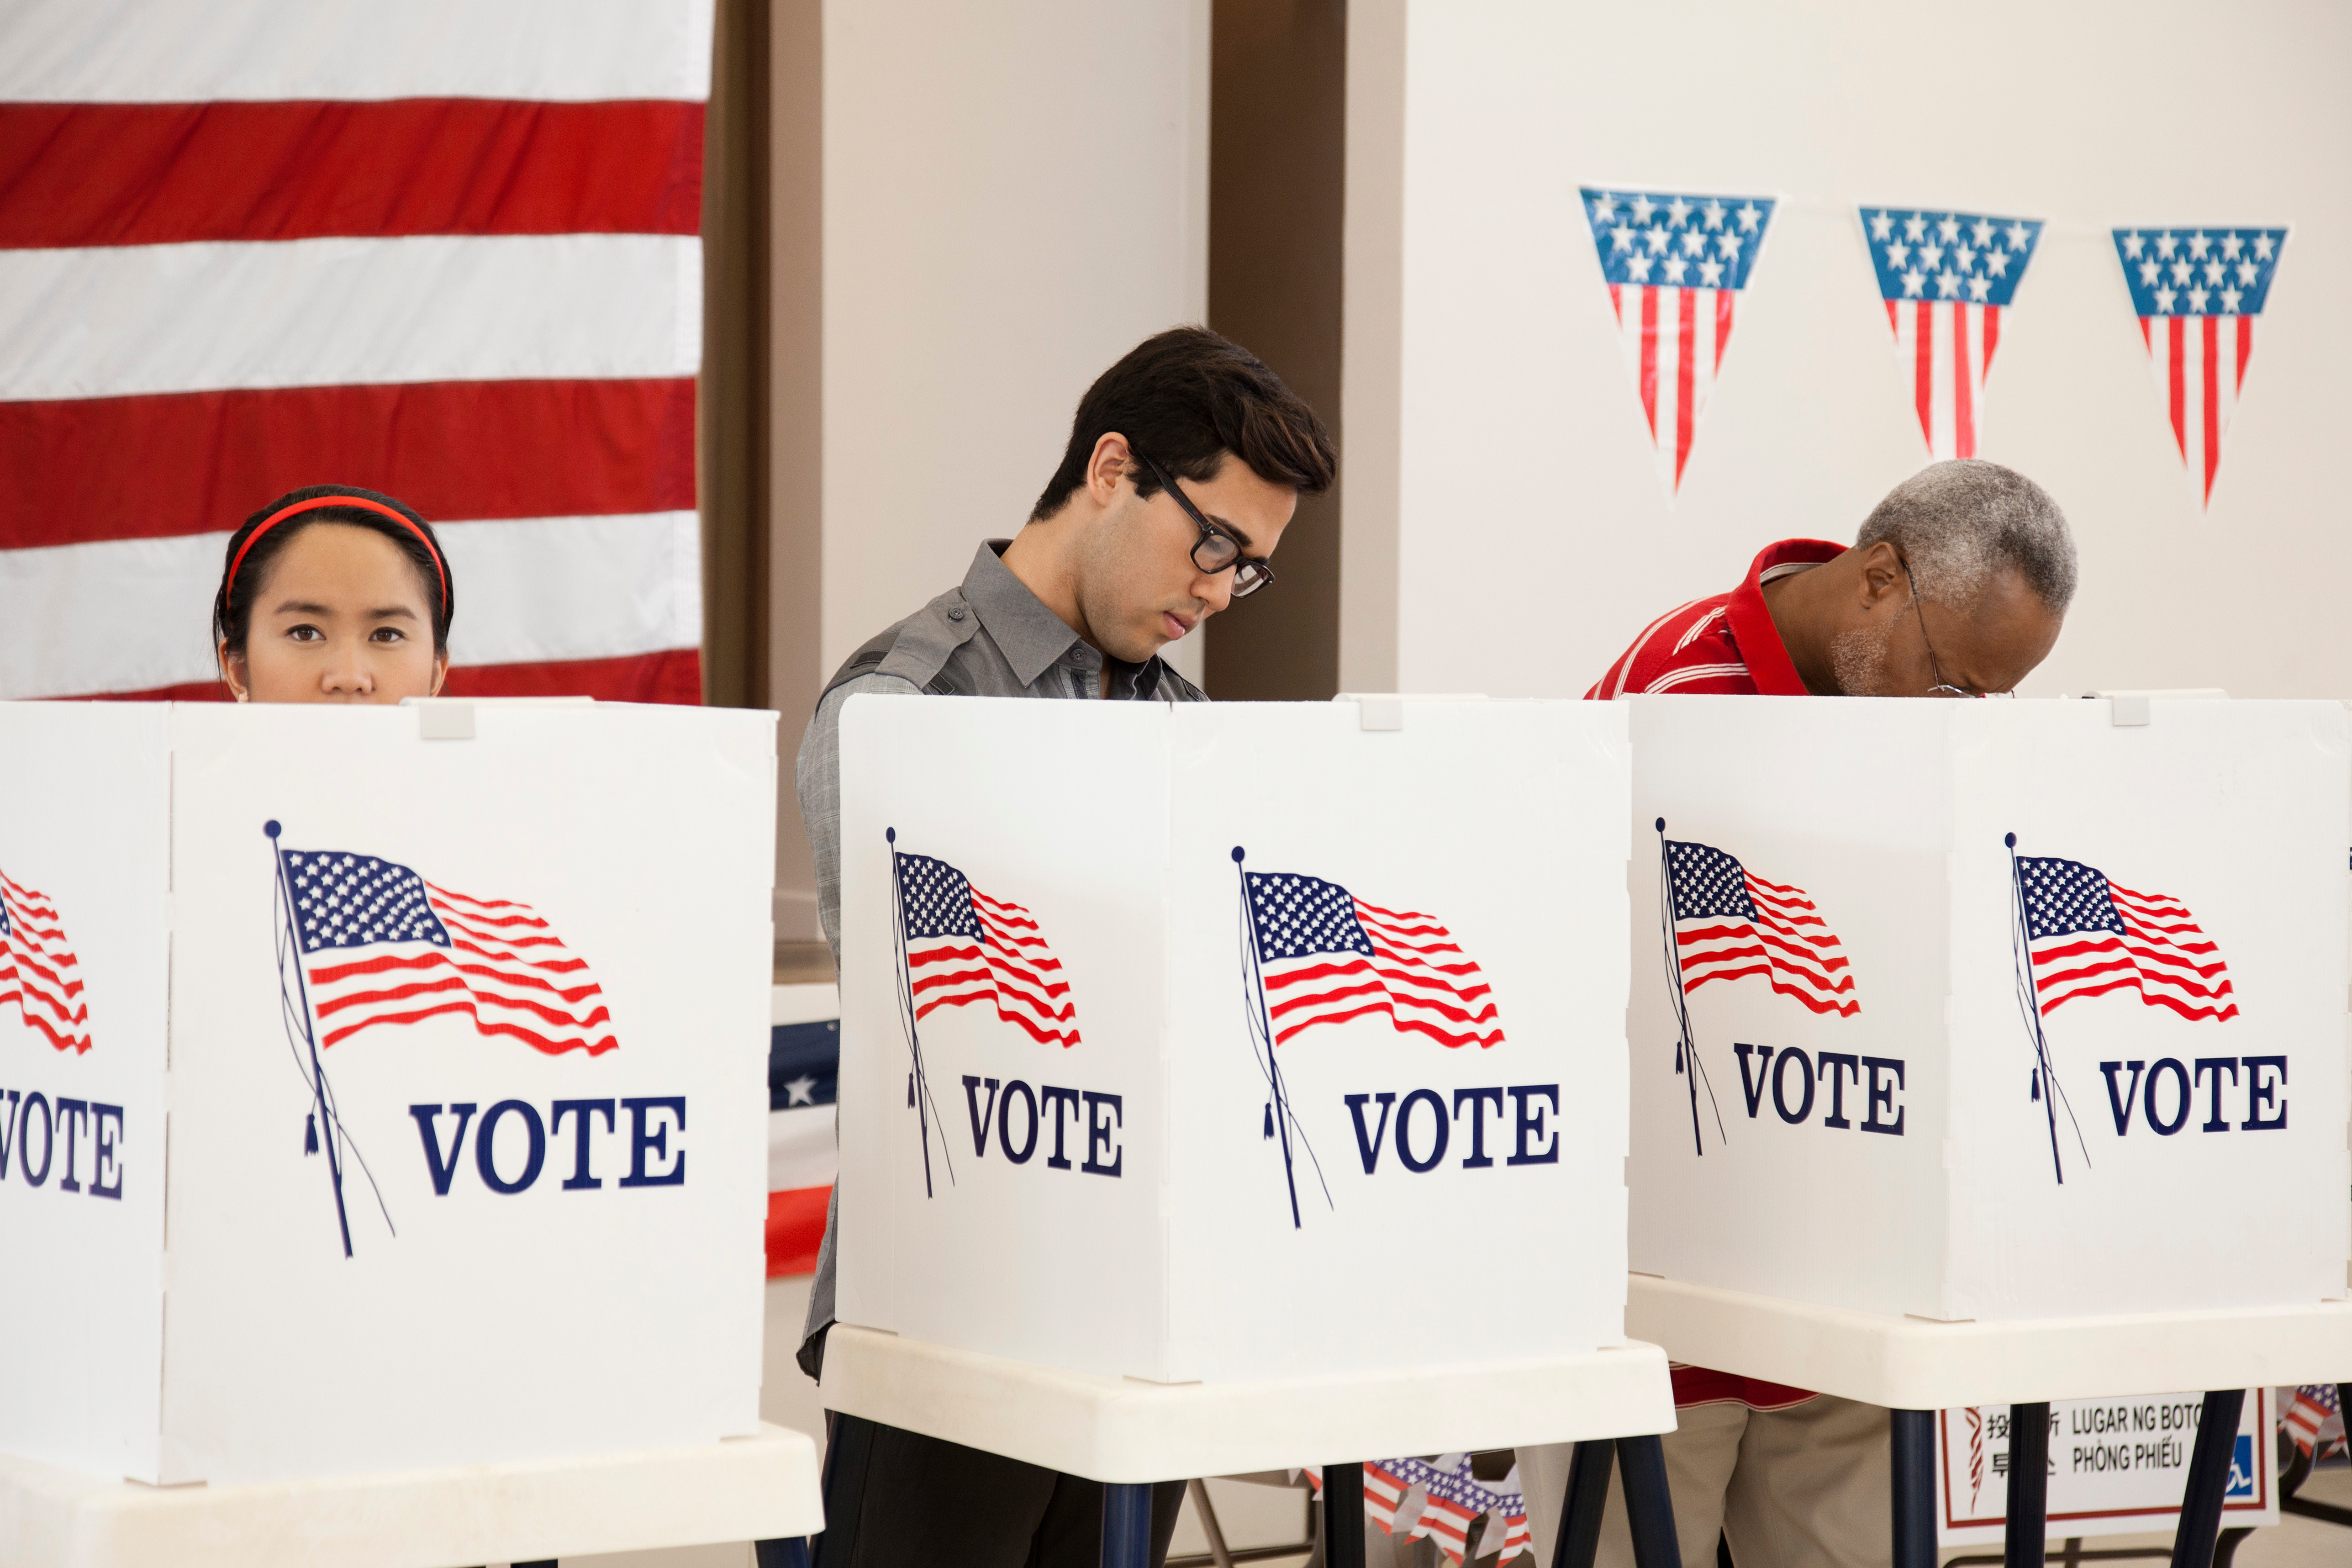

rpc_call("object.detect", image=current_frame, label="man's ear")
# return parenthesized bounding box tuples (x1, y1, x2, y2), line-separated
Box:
(1085, 432, 1136, 506)
(1856, 540, 1907, 607)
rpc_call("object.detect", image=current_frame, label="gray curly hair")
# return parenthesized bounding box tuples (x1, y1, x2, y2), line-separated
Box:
(1855, 460, 2077, 614)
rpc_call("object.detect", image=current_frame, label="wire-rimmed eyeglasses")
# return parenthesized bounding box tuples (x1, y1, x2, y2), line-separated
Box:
(1904, 560, 2014, 698)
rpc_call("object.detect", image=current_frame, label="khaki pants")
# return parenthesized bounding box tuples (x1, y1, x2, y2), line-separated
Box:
(1521, 1395, 1890, 1568)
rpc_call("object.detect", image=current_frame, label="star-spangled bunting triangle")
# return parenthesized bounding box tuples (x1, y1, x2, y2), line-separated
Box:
(1580, 186, 1777, 499)
(2112, 226, 2289, 509)
(1859, 208, 2044, 462)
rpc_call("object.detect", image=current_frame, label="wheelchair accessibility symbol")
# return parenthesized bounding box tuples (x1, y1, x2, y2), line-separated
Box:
(2226, 1434, 2257, 1500)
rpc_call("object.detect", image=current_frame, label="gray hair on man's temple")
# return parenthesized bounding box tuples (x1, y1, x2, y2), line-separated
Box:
(1856, 459, 2078, 614)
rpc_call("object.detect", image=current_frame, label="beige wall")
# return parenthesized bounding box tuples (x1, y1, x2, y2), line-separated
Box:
(1345, 0, 2352, 699)
(766, 0, 1212, 937)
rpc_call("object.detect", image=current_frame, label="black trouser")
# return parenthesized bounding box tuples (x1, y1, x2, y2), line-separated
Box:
(813, 1415, 1185, 1568)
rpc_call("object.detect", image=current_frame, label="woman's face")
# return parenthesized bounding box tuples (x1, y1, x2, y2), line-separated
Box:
(219, 523, 448, 704)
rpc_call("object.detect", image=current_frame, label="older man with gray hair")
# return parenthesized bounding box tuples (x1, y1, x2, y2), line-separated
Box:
(1541, 459, 2078, 1568)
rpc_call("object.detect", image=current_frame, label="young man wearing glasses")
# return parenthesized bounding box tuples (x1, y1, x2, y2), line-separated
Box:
(795, 326, 1335, 1568)
(1532, 458, 2078, 1568)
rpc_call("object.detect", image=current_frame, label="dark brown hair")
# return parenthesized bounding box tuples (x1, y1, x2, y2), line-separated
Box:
(1028, 326, 1336, 521)
(212, 485, 454, 656)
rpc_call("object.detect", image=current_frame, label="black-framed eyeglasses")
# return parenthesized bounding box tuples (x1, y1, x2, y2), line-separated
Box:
(1902, 561, 2014, 698)
(1134, 452, 1276, 598)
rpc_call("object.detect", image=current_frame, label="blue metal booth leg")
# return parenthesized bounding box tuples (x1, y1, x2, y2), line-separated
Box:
(1102, 1480, 1156, 1568)
(754, 1539, 814, 1568)
(1890, 1408, 1937, 1568)
(1550, 1439, 1616, 1568)
(2004, 1402, 2051, 1568)
(2168, 1389, 2246, 1568)
(1614, 1435, 1681, 1568)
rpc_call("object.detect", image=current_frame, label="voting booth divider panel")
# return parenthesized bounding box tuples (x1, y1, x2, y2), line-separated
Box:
(1627, 696, 2350, 1324)
(0, 702, 777, 1486)
(836, 697, 1634, 1385)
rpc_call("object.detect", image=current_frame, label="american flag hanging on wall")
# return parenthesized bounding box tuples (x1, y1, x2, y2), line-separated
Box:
(0, 2, 711, 702)
(1579, 187, 1777, 498)
(1860, 208, 2044, 460)
(2111, 227, 2288, 508)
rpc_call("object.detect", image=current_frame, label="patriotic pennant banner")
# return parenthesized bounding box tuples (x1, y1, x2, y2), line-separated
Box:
(1860, 207, 2044, 460)
(2282, 1384, 2343, 1457)
(1305, 1457, 1531, 1567)
(0, 2, 711, 702)
(2112, 227, 2288, 507)
(1, 867, 91, 1054)
(1579, 186, 1777, 497)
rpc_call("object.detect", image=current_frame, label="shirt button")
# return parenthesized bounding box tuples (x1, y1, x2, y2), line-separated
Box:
(946, 607, 966, 622)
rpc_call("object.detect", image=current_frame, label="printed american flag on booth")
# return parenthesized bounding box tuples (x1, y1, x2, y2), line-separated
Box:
(896, 852, 1077, 1048)
(2112, 227, 2289, 507)
(0, 868, 90, 1053)
(1244, 871, 1503, 1049)
(2016, 855, 2236, 1023)
(1664, 838, 1858, 1017)
(278, 846, 616, 1055)
(1579, 187, 1777, 497)
(1861, 208, 2044, 461)
(0, 3, 710, 702)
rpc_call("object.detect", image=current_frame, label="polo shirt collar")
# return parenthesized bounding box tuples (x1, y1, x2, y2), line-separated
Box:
(1724, 538, 1848, 696)
(964, 539, 1094, 688)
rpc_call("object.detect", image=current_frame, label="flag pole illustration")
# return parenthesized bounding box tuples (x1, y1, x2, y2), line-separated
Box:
(1657, 822, 1859, 1154)
(268, 821, 616, 1254)
(1860, 208, 2044, 459)
(2008, 834, 2238, 1183)
(1579, 187, 1777, 499)
(887, 831, 1081, 1198)
(1237, 848, 1500, 1227)
(1652, 820, 1716, 1156)
(2003, 832, 2073, 1185)
(2111, 227, 2289, 507)
(0, 867, 92, 1054)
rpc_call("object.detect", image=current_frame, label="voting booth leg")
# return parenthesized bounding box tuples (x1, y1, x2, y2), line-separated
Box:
(2003, 1401, 2051, 1568)
(1890, 1409, 1937, 1568)
(1551, 1440, 1616, 1568)
(1102, 1481, 1156, 1568)
(1614, 1436, 1681, 1568)
(755, 1539, 815, 1568)
(812, 1412, 879, 1568)
(1321, 1463, 1367, 1568)
(2168, 1389, 2246, 1568)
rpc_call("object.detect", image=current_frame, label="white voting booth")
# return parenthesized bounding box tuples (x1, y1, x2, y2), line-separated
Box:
(0, 701, 776, 1489)
(833, 696, 1635, 1387)
(1626, 696, 2351, 1322)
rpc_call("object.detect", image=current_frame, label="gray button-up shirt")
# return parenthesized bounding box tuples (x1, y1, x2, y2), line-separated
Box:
(793, 540, 1206, 1372)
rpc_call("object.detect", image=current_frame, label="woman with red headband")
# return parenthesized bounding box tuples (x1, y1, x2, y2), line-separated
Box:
(211, 484, 454, 703)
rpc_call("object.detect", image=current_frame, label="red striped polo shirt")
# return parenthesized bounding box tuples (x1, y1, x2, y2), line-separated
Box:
(1590, 537, 1847, 1411)
(1586, 539, 1846, 701)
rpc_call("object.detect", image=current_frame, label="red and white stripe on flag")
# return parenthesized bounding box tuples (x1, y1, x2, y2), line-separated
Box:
(0, 0, 713, 702)
(1887, 300, 2001, 461)
(1607, 283, 1735, 496)
(2141, 313, 2254, 507)
(1, 868, 91, 1054)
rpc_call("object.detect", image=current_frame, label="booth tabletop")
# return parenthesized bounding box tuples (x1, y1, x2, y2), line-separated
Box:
(816, 1324, 1676, 1483)
(0, 1423, 821, 1568)
(1629, 1273, 2352, 1409)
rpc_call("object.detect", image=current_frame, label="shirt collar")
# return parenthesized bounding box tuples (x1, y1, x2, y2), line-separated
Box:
(1724, 538, 1848, 697)
(963, 540, 1091, 687)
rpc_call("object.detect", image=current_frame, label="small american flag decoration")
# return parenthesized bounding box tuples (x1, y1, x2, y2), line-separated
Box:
(1654, 821, 1858, 1156)
(885, 829, 1078, 1201)
(1860, 207, 2045, 461)
(2112, 226, 2288, 508)
(1579, 186, 1777, 498)
(1235, 847, 1503, 1228)
(0, 868, 91, 1054)
(2004, 834, 2236, 1185)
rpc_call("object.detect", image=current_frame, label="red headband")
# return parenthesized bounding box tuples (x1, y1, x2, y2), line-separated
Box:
(226, 495, 447, 612)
